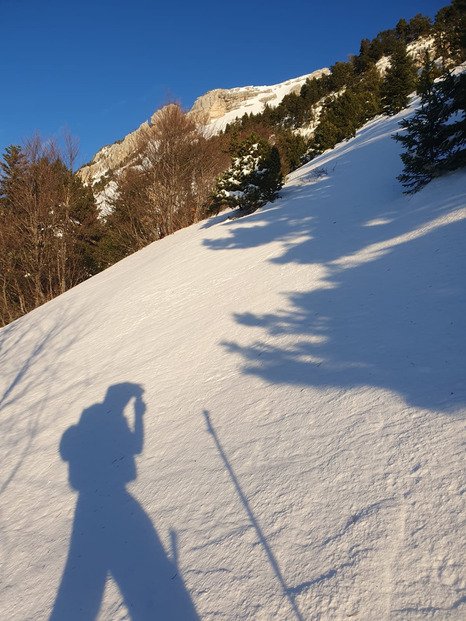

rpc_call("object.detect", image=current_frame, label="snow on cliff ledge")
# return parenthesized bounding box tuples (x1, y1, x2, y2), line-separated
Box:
(190, 68, 330, 132)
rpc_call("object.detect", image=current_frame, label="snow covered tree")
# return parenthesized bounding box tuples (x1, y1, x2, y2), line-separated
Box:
(210, 134, 283, 214)
(381, 41, 418, 115)
(393, 70, 466, 193)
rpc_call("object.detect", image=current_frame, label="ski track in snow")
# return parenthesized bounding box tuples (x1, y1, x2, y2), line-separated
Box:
(0, 97, 465, 620)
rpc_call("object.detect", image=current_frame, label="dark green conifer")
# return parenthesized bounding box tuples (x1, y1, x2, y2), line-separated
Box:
(275, 131, 308, 175)
(0, 145, 27, 212)
(408, 14, 433, 41)
(381, 41, 418, 115)
(211, 133, 283, 214)
(435, 0, 466, 64)
(254, 145, 283, 203)
(327, 61, 356, 91)
(355, 38, 374, 74)
(396, 18, 409, 41)
(394, 70, 466, 192)
(417, 51, 442, 96)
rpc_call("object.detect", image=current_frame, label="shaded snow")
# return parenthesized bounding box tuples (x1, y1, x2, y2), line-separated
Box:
(1, 98, 465, 620)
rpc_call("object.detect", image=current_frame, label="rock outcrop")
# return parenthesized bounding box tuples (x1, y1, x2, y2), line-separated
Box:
(190, 86, 275, 121)
(78, 69, 329, 185)
(79, 120, 150, 185)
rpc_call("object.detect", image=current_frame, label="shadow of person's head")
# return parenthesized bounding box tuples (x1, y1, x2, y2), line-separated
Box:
(103, 382, 145, 413)
(60, 382, 146, 492)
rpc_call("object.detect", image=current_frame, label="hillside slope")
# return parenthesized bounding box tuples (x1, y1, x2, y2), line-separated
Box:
(1, 99, 465, 620)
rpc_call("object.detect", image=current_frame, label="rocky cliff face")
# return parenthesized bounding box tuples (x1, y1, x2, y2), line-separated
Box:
(190, 85, 277, 121)
(78, 120, 149, 185)
(190, 70, 329, 126)
(78, 69, 329, 185)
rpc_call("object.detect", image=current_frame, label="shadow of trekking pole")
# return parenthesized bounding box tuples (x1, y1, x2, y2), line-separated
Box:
(203, 410, 304, 621)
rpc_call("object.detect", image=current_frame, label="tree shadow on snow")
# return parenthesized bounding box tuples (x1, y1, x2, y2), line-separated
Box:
(0, 307, 85, 498)
(50, 383, 198, 621)
(203, 118, 466, 414)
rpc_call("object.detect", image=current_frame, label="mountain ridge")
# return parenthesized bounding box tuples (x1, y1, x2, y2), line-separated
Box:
(78, 35, 435, 189)
(78, 68, 330, 185)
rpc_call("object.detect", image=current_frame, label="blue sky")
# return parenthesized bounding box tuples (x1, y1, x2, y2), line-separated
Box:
(1, 0, 449, 166)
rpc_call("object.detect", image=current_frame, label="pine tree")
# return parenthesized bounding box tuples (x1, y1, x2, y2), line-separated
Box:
(210, 134, 283, 214)
(435, 0, 466, 66)
(254, 145, 283, 203)
(381, 41, 418, 115)
(417, 51, 442, 96)
(275, 131, 308, 175)
(396, 18, 409, 42)
(393, 70, 466, 193)
(313, 76, 382, 154)
(407, 14, 433, 41)
(354, 38, 374, 74)
(439, 71, 466, 172)
(0, 145, 27, 212)
(313, 118, 340, 153)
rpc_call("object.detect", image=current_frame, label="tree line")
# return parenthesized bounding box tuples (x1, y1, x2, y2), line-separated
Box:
(222, 2, 464, 162)
(0, 133, 101, 325)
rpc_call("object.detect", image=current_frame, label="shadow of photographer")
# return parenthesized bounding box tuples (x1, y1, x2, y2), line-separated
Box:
(51, 383, 198, 620)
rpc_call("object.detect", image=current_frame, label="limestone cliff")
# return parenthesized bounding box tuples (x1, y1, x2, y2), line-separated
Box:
(78, 69, 329, 185)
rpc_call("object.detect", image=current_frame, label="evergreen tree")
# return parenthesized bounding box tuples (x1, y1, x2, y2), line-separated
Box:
(275, 130, 308, 175)
(416, 51, 442, 96)
(381, 41, 418, 115)
(313, 75, 382, 154)
(439, 70, 466, 172)
(354, 38, 374, 74)
(313, 118, 340, 153)
(396, 18, 409, 42)
(407, 14, 433, 41)
(369, 29, 398, 61)
(393, 70, 466, 193)
(256, 145, 283, 202)
(435, 0, 466, 65)
(280, 92, 307, 128)
(300, 77, 327, 107)
(327, 61, 356, 91)
(0, 145, 27, 212)
(210, 134, 283, 214)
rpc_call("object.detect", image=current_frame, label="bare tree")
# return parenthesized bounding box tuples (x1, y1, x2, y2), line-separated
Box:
(105, 104, 229, 260)
(0, 133, 100, 326)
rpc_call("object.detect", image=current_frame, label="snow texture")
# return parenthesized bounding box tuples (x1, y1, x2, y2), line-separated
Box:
(1, 98, 465, 620)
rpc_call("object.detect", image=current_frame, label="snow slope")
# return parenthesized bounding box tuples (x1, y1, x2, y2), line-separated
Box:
(1, 99, 465, 620)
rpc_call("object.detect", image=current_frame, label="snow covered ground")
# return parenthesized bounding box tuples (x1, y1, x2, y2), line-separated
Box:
(1, 99, 465, 620)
